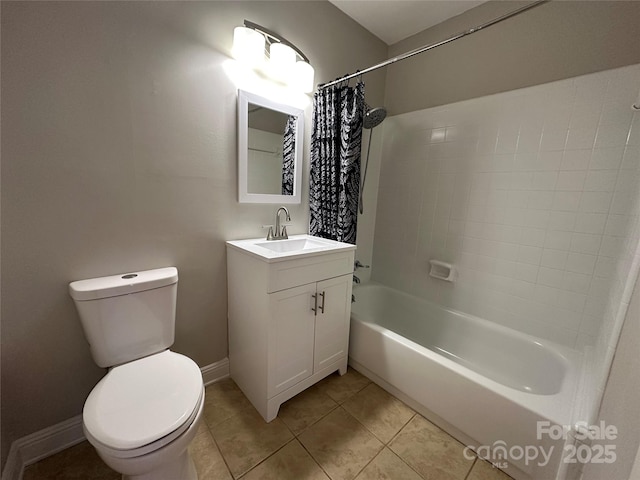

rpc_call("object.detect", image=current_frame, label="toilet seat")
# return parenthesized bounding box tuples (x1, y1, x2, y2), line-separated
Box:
(84, 387, 204, 459)
(83, 350, 203, 458)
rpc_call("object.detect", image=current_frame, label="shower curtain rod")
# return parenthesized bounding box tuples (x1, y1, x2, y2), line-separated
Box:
(318, 0, 548, 90)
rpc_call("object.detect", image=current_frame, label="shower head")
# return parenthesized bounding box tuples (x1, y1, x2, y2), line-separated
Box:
(364, 106, 387, 129)
(359, 105, 387, 215)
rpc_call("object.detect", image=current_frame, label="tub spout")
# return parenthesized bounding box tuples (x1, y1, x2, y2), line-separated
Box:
(353, 275, 361, 284)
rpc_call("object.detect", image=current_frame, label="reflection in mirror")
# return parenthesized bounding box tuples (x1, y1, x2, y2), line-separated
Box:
(247, 105, 296, 195)
(238, 90, 304, 204)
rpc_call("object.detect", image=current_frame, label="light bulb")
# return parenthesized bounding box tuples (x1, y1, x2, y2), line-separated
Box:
(232, 26, 265, 68)
(269, 43, 296, 82)
(292, 61, 315, 93)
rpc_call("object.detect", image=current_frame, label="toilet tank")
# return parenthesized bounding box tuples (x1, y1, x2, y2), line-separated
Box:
(69, 267, 178, 368)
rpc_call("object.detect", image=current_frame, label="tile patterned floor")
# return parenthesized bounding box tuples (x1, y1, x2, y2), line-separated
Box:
(23, 368, 512, 480)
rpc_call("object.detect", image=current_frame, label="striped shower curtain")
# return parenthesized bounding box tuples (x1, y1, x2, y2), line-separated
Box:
(309, 82, 364, 244)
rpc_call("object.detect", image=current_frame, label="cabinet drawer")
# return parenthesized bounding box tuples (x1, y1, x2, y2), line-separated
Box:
(267, 251, 354, 293)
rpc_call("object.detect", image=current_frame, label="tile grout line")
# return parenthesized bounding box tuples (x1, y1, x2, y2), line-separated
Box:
(314, 373, 427, 479)
(293, 403, 340, 437)
(383, 412, 417, 446)
(231, 412, 296, 479)
(333, 381, 372, 405)
(201, 418, 235, 480)
(287, 372, 376, 480)
(290, 383, 367, 480)
(324, 402, 447, 480)
(463, 456, 479, 480)
(205, 377, 336, 479)
(207, 376, 341, 480)
(337, 388, 486, 480)
(306, 394, 412, 480)
(201, 381, 264, 480)
(338, 380, 418, 448)
(339, 397, 417, 447)
(285, 400, 341, 438)
(385, 445, 429, 480)
(348, 442, 386, 480)
(295, 433, 335, 480)
(236, 437, 297, 480)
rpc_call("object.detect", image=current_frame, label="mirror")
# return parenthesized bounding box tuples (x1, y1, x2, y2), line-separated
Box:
(238, 90, 304, 204)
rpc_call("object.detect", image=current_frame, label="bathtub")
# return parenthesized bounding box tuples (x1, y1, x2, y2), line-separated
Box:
(349, 283, 582, 480)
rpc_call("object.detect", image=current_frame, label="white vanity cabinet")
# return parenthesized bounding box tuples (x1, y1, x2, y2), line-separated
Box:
(226, 235, 355, 422)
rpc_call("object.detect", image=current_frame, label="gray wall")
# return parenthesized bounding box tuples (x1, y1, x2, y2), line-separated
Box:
(0, 0, 386, 467)
(385, 1, 640, 115)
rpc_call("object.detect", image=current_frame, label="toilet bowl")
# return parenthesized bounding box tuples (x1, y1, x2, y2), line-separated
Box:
(69, 267, 204, 480)
(82, 350, 203, 480)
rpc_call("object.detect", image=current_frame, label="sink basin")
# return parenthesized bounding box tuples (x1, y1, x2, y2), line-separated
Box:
(226, 234, 356, 262)
(254, 237, 328, 253)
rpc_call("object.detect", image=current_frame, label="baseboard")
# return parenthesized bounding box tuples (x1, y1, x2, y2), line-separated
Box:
(1, 357, 230, 480)
(1, 415, 84, 480)
(201, 357, 230, 386)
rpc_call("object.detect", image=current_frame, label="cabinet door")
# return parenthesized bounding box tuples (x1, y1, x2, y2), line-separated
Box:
(267, 283, 317, 397)
(313, 274, 352, 372)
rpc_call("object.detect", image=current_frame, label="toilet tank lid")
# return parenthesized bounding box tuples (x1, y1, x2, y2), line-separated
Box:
(69, 267, 178, 301)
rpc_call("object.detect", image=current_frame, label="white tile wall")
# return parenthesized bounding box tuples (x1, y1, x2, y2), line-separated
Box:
(372, 64, 640, 349)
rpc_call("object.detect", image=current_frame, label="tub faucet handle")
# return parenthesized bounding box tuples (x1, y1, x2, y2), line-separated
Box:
(354, 260, 370, 270)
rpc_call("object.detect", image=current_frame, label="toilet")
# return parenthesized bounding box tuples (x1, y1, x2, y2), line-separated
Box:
(69, 267, 204, 480)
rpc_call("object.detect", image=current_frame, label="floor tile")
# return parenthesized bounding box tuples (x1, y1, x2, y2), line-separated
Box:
(315, 367, 371, 404)
(194, 419, 212, 437)
(241, 439, 330, 480)
(22, 441, 119, 480)
(466, 458, 514, 480)
(342, 383, 415, 443)
(389, 415, 474, 480)
(211, 405, 294, 478)
(189, 424, 233, 480)
(354, 447, 422, 480)
(278, 385, 338, 435)
(298, 407, 383, 480)
(204, 378, 255, 428)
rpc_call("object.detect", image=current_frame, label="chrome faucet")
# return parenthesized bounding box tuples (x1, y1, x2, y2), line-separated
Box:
(266, 206, 291, 240)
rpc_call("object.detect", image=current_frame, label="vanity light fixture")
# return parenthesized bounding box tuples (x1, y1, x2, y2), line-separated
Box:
(232, 20, 315, 93)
